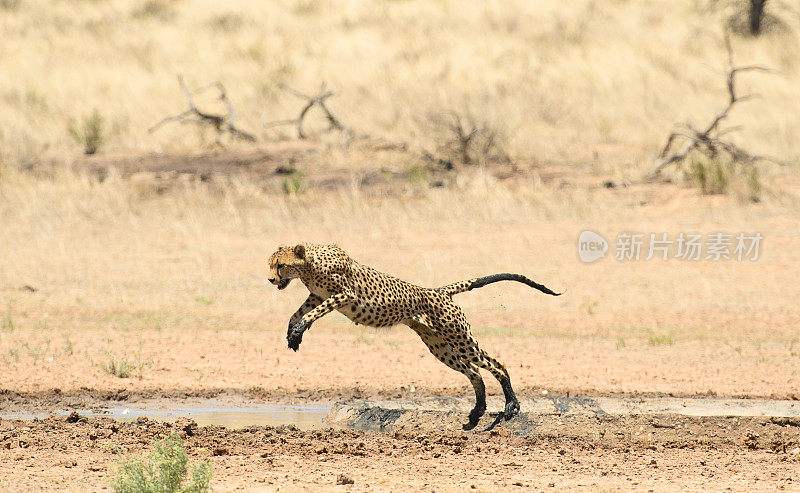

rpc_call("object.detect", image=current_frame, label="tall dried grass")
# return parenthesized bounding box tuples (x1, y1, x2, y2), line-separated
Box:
(1, 0, 799, 169)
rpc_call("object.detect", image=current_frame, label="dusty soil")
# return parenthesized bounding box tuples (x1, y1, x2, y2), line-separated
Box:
(1, 408, 799, 492)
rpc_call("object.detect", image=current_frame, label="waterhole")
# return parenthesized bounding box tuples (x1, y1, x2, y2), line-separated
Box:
(0, 403, 331, 430)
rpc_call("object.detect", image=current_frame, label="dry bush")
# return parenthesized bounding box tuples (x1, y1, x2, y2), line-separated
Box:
(423, 111, 512, 168)
(711, 0, 797, 36)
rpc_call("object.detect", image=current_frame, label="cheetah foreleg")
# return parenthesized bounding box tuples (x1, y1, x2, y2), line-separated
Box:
(286, 294, 322, 340)
(287, 291, 355, 351)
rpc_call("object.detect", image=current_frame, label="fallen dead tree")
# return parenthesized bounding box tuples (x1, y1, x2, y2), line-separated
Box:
(262, 83, 356, 144)
(149, 75, 256, 144)
(647, 33, 782, 181)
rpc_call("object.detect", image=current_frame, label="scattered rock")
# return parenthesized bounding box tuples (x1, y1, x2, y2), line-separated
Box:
(336, 473, 355, 485)
(65, 411, 85, 424)
(175, 418, 198, 437)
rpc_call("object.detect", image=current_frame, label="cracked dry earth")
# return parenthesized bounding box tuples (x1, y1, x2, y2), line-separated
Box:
(1, 411, 798, 491)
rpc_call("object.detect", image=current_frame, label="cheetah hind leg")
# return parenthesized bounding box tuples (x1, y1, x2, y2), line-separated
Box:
(405, 320, 486, 430)
(500, 375, 520, 419)
(461, 338, 520, 420)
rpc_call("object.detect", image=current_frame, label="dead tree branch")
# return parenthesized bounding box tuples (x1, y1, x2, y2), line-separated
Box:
(647, 33, 781, 180)
(263, 83, 353, 142)
(149, 75, 256, 143)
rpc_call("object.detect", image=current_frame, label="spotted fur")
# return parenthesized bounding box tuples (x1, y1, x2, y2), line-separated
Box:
(268, 243, 561, 429)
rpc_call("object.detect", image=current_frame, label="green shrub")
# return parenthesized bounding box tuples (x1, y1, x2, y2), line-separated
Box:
(687, 159, 729, 194)
(111, 434, 212, 493)
(281, 168, 306, 194)
(68, 109, 105, 155)
(685, 158, 764, 202)
(648, 333, 675, 346)
(0, 0, 21, 11)
(102, 358, 133, 378)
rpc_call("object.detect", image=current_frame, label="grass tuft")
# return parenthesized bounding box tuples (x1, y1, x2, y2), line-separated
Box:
(2, 310, 14, 331)
(132, 0, 177, 21)
(685, 158, 764, 202)
(648, 333, 675, 346)
(281, 168, 306, 194)
(68, 109, 105, 155)
(0, 0, 20, 11)
(103, 358, 133, 378)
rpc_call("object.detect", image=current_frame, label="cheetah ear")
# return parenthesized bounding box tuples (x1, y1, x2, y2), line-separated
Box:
(293, 244, 306, 260)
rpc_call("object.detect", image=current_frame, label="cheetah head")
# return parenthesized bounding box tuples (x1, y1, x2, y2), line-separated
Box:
(268, 244, 306, 290)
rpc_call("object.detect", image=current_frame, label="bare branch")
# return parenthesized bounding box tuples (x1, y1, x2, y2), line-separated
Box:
(646, 33, 781, 180)
(149, 75, 255, 144)
(263, 83, 355, 144)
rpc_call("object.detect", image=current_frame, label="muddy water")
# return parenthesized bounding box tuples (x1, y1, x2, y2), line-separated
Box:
(329, 396, 800, 434)
(0, 403, 332, 430)
(341, 395, 800, 417)
(2, 396, 798, 430)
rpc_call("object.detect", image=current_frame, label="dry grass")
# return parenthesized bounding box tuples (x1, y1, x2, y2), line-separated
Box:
(2, 0, 800, 173)
(2, 164, 800, 397)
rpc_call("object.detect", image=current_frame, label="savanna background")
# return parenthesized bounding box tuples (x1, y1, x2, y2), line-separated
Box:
(1, 0, 800, 491)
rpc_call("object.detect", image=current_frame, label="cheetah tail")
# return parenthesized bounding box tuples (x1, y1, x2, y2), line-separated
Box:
(438, 273, 562, 297)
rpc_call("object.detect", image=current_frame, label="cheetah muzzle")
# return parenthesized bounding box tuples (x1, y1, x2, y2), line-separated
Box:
(268, 243, 561, 430)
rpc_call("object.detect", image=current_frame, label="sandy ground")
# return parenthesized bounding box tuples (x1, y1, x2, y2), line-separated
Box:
(1, 411, 798, 492)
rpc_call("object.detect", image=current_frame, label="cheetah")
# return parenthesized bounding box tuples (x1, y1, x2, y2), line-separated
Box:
(268, 243, 561, 430)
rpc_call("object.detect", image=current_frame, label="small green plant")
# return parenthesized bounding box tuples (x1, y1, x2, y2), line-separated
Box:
(111, 434, 212, 493)
(744, 166, 762, 202)
(103, 358, 133, 378)
(0, 0, 21, 11)
(281, 168, 305, 194)
(193, 296, 214, 306)
(63, 337, 74, 356)
(615, 337, 626, 349)
(68, 109, 105, 155)
(132, 0, 176, 21)
(685, 158, 764, 202)
(207, 13, 244, 31)
(2, 310, 14, 330)
(405, 164, 429, 184)
(648, 333, 675, 346)
(6, 347, 20, 362)
(23, 342, 40, 364)
(688, 159, 729, 194)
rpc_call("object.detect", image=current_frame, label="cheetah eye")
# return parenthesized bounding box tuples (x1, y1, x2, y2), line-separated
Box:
(277, 263, 285, 270)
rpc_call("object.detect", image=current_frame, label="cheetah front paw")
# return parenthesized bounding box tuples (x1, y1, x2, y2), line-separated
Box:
(287, 321, 308, 351)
